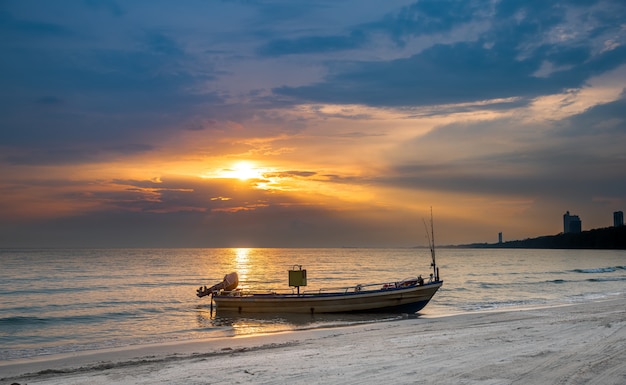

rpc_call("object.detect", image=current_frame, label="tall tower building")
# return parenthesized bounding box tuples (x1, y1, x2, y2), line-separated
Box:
(563, 211, 582, 233)
(614, 211, 624, 227)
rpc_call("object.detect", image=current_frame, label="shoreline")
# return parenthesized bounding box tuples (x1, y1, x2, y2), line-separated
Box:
(2, 296, 625, 384)
(0, 301, 563, 372)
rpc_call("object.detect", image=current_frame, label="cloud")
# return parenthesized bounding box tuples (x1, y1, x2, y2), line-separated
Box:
(258, 31, 368, 56)
(143, 31, 185, 56)
(84, 0, 125, 17)
(34, 96, 64, 105)
(273, 41, 547, 106)
(0, 10, 75, 39)
(274, 41, 625, 109)
(559, 92, 626, 136)
(0, 173, 426, 247)
(373, 0, 488, 43)
(3, 144, 155, 166)
(376, 90, 626, 207)
(270, 0, 626, 107)
(1, 0, 625, 247)
(0, 3, 223, 151)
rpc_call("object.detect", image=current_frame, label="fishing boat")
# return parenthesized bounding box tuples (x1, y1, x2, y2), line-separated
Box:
(197, 213, 442, 314)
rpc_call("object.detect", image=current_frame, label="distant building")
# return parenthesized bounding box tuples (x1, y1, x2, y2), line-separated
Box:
(563, 211, 582, 233)
(498, 232, 503, 244)
(615, 211, 624, 227)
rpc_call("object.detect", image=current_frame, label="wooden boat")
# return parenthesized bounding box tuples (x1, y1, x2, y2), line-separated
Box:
(198, 274, 441, 314)
(197, 212, 442, 314)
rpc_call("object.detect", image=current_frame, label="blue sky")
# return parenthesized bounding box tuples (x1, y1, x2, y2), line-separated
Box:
(1, 0, 625, 247)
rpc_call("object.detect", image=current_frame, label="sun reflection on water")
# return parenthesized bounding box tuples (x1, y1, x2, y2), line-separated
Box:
(233, 248, 251, 289)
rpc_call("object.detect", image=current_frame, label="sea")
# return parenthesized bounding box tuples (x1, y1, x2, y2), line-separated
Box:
(1, 248, 625, 361)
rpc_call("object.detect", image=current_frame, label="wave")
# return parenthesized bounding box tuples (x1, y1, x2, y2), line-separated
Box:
(0, 311, 137, 327)
(587, 276, 626, 283)
(572, 266, 626, 274)
(460, 299, 547, 311)
(0, 315, 49, 325)
(0, 286, 94, 296)
(477, 278, 577, 287)
(469, 274, 624, 289)
(542, 277, 623, 284)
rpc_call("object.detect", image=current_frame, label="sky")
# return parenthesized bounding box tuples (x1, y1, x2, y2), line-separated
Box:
(1, 0, 625, 248)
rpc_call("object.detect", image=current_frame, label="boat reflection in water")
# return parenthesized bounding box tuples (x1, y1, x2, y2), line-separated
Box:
(195, 305, 409, 337)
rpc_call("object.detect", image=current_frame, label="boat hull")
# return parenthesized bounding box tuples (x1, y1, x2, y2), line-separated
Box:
(212, 281, 442, 314)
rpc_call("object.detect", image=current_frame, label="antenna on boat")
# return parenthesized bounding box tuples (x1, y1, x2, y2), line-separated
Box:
(423, 207, 438, 282)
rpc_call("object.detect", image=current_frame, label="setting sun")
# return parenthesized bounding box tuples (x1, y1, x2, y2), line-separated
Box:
(232, 161, 262, 181)
(201, 161, 285, 190)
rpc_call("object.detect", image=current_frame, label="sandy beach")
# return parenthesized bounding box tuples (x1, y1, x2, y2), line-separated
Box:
(2, 295, 625, 385)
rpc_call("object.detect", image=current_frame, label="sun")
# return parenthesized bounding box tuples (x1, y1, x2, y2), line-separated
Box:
(203, 161, 277, 188)
(231, 161, 261, 181)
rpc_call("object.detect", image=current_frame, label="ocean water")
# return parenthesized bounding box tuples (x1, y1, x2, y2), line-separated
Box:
(1, 248, 625, 361)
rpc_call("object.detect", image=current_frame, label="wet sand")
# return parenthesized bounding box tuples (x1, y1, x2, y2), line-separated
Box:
(2, 295, 625, 384)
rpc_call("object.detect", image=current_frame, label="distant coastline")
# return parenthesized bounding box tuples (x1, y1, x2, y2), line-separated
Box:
(457, 226, 626, 250)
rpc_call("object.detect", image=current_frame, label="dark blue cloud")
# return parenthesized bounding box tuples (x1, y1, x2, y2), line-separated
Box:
(144, 31, 184, 56)
(258, 30, 367, 56)
(258, 0, 484, 56)
(83, 0, 125, 17)
(273, 41, 550, 106)
(272, 0, 626, 107)
(0, 9, 75, 38)
(34, 96, 64, 105)
(542, 46, 591, 67)
(0, 24, 220, 150)
(560, 94, 626, 136)
(375, 0, 484, 45)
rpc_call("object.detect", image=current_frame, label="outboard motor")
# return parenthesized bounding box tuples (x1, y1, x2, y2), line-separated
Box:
(197, 272, 239, 298)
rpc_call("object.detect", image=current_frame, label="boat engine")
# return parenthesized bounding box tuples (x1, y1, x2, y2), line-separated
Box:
(197, 272, 239, 297)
